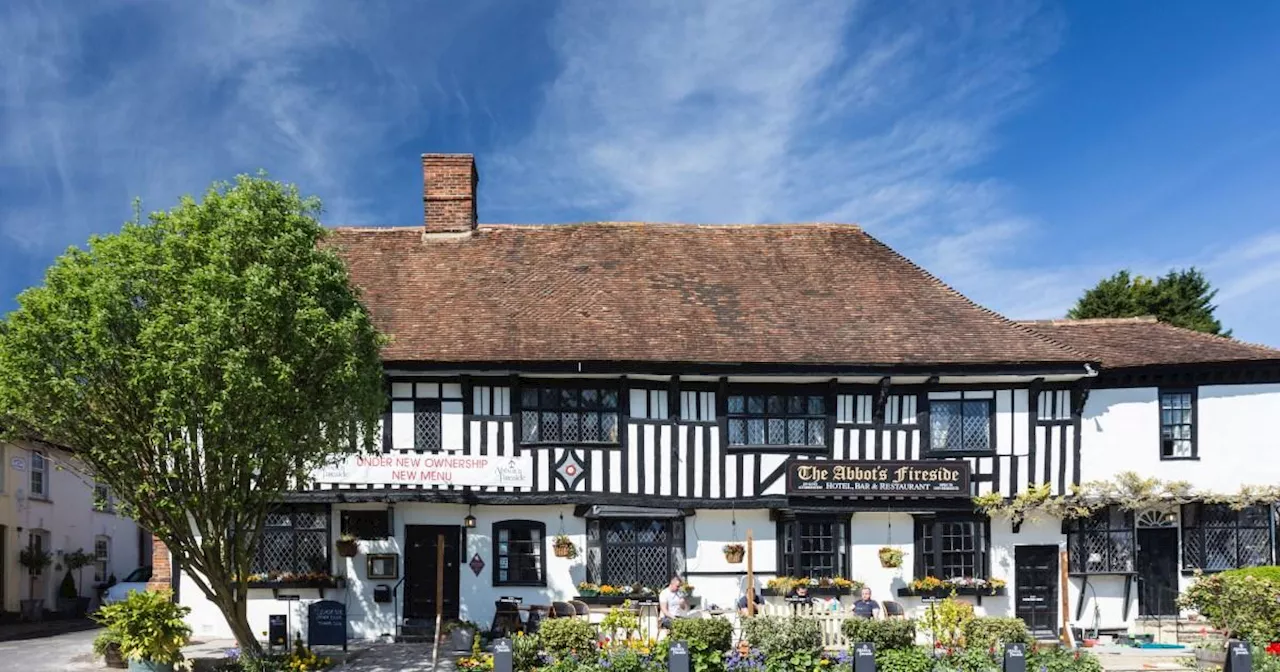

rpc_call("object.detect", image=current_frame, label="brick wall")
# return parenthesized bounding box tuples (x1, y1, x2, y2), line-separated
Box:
(146, 537, 172, 592)
(422, 153, 477, 234)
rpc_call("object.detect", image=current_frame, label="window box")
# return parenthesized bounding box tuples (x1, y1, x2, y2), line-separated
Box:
(896, 586, 1006, 598)
(247, 577, 344, 590)
(761, 587, 851, 597)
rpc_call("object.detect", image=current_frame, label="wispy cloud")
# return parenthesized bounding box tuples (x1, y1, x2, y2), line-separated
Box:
(0, 0, 492, 255)
(493, 0, 1076, 320)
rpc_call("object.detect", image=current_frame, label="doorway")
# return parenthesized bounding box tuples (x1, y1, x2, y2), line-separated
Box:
(404, 525, 461, 621)
(1014, 545, 1059, 638)
(1136, 528, 1179, 616)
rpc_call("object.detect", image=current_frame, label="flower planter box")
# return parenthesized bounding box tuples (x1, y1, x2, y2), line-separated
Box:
(1194, 649, 1226, 666)
(576, 594, 666, 606)
(896, 586, 1005, 605)
(762, 588, 850, 597)
(248, 577, 344, 598)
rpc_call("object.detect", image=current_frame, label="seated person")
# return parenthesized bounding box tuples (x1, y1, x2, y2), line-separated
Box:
(786, 583, 813, 605)
(737, 589, 764, 616)
(659, 575, 688, 629)
(851, 587, 881, 620)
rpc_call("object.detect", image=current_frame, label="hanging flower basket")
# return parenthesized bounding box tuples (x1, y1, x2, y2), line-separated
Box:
(723, 544, 745, 564)
(553, 534, 578, 559)
(336, 536, 359, 558)
(878, 547, 904, 568)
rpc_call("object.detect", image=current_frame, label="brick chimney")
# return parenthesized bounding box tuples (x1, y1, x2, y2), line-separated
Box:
(422, 153, 478, 236)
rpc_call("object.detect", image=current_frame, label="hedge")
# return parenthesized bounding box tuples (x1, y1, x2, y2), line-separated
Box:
(840, 618, 916, 650)
(670, 617, 734, 653)
(742, 616, 823, 659)
(538, 618, 597, 658)
(963, 617, 1032, 650)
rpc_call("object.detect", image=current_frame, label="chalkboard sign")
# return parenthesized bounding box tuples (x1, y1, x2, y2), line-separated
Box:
(307, 600, 347, 651)
(494, 638, 513, 672)
(1225, 640, 1251, 672)
(853, 642, 875, 672)
(669, 640, 690, 672)
(1003, 643, 1026, 672)
(268, 615, 287, 647)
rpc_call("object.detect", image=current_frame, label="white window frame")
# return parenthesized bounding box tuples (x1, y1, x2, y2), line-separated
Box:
(29, 451, 48, 499)
(95, 536, 111, 583)
(93, 482, 113, 512)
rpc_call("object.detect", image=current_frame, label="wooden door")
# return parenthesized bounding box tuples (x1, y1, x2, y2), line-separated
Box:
(404, 525, 461, 621)
(1015, 545, 1059, 637)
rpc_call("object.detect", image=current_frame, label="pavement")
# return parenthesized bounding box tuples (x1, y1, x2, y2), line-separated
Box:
(0, 629, 458, 672)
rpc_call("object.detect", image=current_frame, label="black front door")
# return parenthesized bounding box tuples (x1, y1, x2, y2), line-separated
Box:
(1015, 545, 1059, 638)
(1136, 528, 1179, 616)
(405, 525, 461, 621)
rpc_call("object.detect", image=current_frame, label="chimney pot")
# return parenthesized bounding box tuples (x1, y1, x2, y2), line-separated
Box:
(422, 153, 477, 235)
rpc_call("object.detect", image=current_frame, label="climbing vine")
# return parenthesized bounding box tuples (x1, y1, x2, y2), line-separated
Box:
(974, 471, 1280, 522)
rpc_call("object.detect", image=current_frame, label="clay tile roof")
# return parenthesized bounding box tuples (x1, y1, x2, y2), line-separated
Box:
(1018, 316, 1280, 369)
(326, 223, 1088, 368)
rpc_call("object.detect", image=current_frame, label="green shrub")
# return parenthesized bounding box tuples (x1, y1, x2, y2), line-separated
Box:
(539, 618, 597, 658)
(671, 617, 734, 653)
(602, 647, 664, 672)
(512, 632, 542, 672)
(59, 571, 78, 600)
(1026, 646, 1102, 672)
(1180, 571, 1280, 644)
(939, 648, 999, 672)
(874, 646, 932, 672)
(922, 597, 974, 649)
(840, 618, 916, 650)
(1220, 566, 1280, 583)
(94, 590, 191, 665)
(742, 616, 822, 660)
(963, 617, 1032, 651)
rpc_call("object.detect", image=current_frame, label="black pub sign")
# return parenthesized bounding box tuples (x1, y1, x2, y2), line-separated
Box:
(786, 460, 970, 497)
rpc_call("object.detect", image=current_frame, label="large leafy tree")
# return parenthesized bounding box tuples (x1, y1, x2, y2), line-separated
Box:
(1068, 268, 1229, 336)
(0, 176, 385, 655)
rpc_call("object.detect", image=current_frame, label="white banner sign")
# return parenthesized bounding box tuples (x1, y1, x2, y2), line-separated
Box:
(315, 454, 533, 489)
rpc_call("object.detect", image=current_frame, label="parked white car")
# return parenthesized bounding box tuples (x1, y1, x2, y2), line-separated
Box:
(102, 566, 152, 604)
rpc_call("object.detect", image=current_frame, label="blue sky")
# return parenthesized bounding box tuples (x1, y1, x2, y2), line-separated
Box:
(2, 1, 1278, 345)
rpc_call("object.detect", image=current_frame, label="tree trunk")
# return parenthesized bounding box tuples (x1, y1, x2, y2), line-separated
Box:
(206, 583, 263, 658)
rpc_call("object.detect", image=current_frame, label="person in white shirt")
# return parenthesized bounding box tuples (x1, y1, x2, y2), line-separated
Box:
(659, 575, 687, 630)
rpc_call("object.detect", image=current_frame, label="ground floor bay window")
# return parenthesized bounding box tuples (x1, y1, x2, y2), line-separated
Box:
(585, 517, 686, 588)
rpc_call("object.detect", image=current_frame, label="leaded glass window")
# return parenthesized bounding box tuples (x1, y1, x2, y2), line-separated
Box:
(779, 516, 848, 577)
(585, 518, 685, 588)
(929, 399, 993, 453)
(414, 400, 442, 451)
(916, 516, 989, 578)
(1182, 504, 1273, 571)
(1160, 389, 1196, 459)
(520, 385, 620, 445)
(1067, 506, 1135, 574)
(251, 505, 330, 575)
(493, 520, 545, 586)
(726, 391, 826, 449)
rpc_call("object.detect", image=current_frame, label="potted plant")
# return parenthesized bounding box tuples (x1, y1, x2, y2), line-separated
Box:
(335, 533, 359, 558)
(94, 629, 128, 669)
(18, 546, 52, 621)
(64, 549, 95, 615)
(57, 570, 80, 615)
(443, 619, 481, 652)
(723, 543, 745, 564)
(878, 546, 904, 568)
(94, 589, 191, 672)
(552, 534, 578, 559)
(577, 581, 599, 597)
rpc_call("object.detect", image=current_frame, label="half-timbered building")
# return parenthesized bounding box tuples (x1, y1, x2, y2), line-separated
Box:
(170, 154, 1280, 643)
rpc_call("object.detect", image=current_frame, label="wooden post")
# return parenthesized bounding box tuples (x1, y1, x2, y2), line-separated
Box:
(1059, 548, 1072, 646)
(746, 529, 755, 617)
(431, 533, 446, 667)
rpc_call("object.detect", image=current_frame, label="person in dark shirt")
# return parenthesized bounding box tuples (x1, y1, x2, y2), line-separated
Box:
(786, 583, 813, 606)
(738, 590, 764, 616)
(851, 587, 881, 619)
